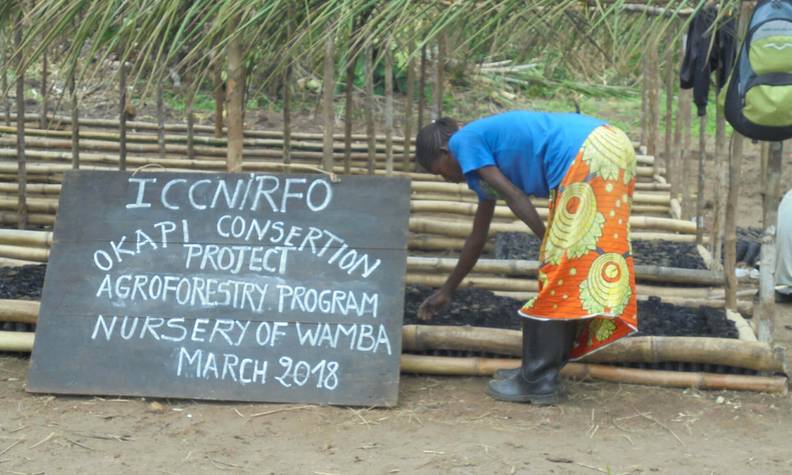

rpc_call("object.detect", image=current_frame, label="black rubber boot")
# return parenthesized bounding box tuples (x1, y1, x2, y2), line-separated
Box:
(486, 318, 577, 405)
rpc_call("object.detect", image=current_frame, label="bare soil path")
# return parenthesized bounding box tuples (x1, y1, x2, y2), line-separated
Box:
(1, 351, 791, 474)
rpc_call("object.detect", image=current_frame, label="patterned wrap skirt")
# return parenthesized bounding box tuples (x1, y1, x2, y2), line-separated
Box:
(519, 125, 638, 359)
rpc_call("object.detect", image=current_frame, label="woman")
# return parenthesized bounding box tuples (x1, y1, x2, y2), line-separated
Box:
(415, 111, 638, 405)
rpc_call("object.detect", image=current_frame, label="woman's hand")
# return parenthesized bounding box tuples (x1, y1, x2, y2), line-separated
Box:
(418, 289, 452, 320)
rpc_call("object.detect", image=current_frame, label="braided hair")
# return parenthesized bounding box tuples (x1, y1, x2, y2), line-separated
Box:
(415, 117, 460, 171)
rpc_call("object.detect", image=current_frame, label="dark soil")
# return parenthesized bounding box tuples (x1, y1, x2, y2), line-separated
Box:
(495, 232, 707, 270)
(0, 265, 46, 300)
(0, 265, 44, 333)
(404, 285, 738, 339)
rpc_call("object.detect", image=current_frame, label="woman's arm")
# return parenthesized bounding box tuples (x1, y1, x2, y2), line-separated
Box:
(417, 199, 495, 320)
(477, 165, 545, 240)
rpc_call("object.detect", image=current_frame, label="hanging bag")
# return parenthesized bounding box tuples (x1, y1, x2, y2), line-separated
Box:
(724, 0, 792, 141)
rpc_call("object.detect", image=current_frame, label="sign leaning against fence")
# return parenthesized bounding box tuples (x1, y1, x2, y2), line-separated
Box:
(27, 170, 411, 407)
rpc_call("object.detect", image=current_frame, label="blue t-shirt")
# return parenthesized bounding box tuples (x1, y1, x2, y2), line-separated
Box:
(448, 111, 605, 200)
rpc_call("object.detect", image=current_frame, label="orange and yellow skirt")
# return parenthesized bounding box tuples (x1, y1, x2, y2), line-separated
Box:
(519, 125, 638, 359)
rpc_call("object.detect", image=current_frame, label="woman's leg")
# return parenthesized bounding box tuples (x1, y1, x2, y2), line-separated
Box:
(486, 318, 576, 404)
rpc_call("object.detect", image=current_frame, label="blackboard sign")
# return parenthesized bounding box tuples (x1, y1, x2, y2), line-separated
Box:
(27, 170, 410, 407)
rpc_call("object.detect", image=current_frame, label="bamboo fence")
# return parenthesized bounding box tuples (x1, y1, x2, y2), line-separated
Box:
(400, 355, 787, 393)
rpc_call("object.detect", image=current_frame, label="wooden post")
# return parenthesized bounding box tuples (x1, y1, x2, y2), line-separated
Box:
(724, 133, 744, 311)
(226, 19, 244, 173)
(14, 14, 27, 230)
(2, 31, 9, 126)
(403, 36, 416, 173)
(417, 44, 427, 133)
(156, 77, 165, 159)
(433, 33, 446, 119)
(680, 90, 692, 219)
(670, 87, 684, 201)
(343, 51, 354, 174)
(710, 97, 726, 269)
(696, 113, 706, 244)
(760, 142, 770, 227)
(724, 2, 752, 309)
(283, 3, 293, 165)
(322, 26, 336, 172)
(663, 32, 675, 173)
(384, 42, 394, 176)
(755, 141, 783, 342)
(364, 45, 376, 175)
(118, 56, 127, 171)
(640, 54, 648, 147)
(213, 59, 224, 139)
(70, 72, 79, 169)
(186, 86, 195, 160)
(40, 49, 48, 130)
(646, 37, 659, 162)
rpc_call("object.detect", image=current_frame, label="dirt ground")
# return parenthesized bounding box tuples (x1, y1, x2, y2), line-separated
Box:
(0, 353, 791, 475)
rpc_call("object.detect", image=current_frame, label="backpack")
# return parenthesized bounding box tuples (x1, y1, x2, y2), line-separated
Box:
(724, 0, 792, 141)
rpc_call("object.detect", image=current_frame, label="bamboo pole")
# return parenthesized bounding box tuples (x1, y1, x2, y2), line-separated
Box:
(40, 48, 48, 130)
(726, 309, 757, 342)
(226, 16, 244, 173)
(405, 272, 715, 298)
(492, 291, 754, 315)
(186, 86, 196, 160)
(0, 229, 52, 247)
(14, 13, 27, 230)
(0, 299, 39, 324)
(406, 256, 726, 286)
(0, 256, 39, 267)
(408, 217, 698, 241)
(0, 183, 60, 195)
(343, 38, 354, 175)
(364, 45, 376, 175)
(399, 355, 787, 393)
(401, 326, 786, 373)
(0, 245, 49, 262)
(69, 72, 79, 169)
(724, 133, 744, 311)
(156, 77, 165, 158)
(384, 42, 394, 176)
(0, 331, 34, 353)
(640, 54, 648, 147)
(663, 29, 675, 172)
(680, 90, 692, 219)
(755, 141, 783, 343)
(322, 26, 336, 172)
(213, 58, 224, 139)
(696, 113, 706, 244)
(2, 31, 8, 126)
(0, 212, 53, 226)
(670, 50, 684, 203)
(434, 32, 446, 119)
(409, 181, 666, 202)
(7, 113, 417, 145)
(646, 36, 660, 161)
(118, 56, 127, 171)
(409, 235, 493, 253)
(417, 44, 427, 151)
(409, 200, 693, 233)
(760, 142, 770, 227)
(403, 34, 416, 172)
(0, 127, 418, 157)
(710, 95, 726, 270)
